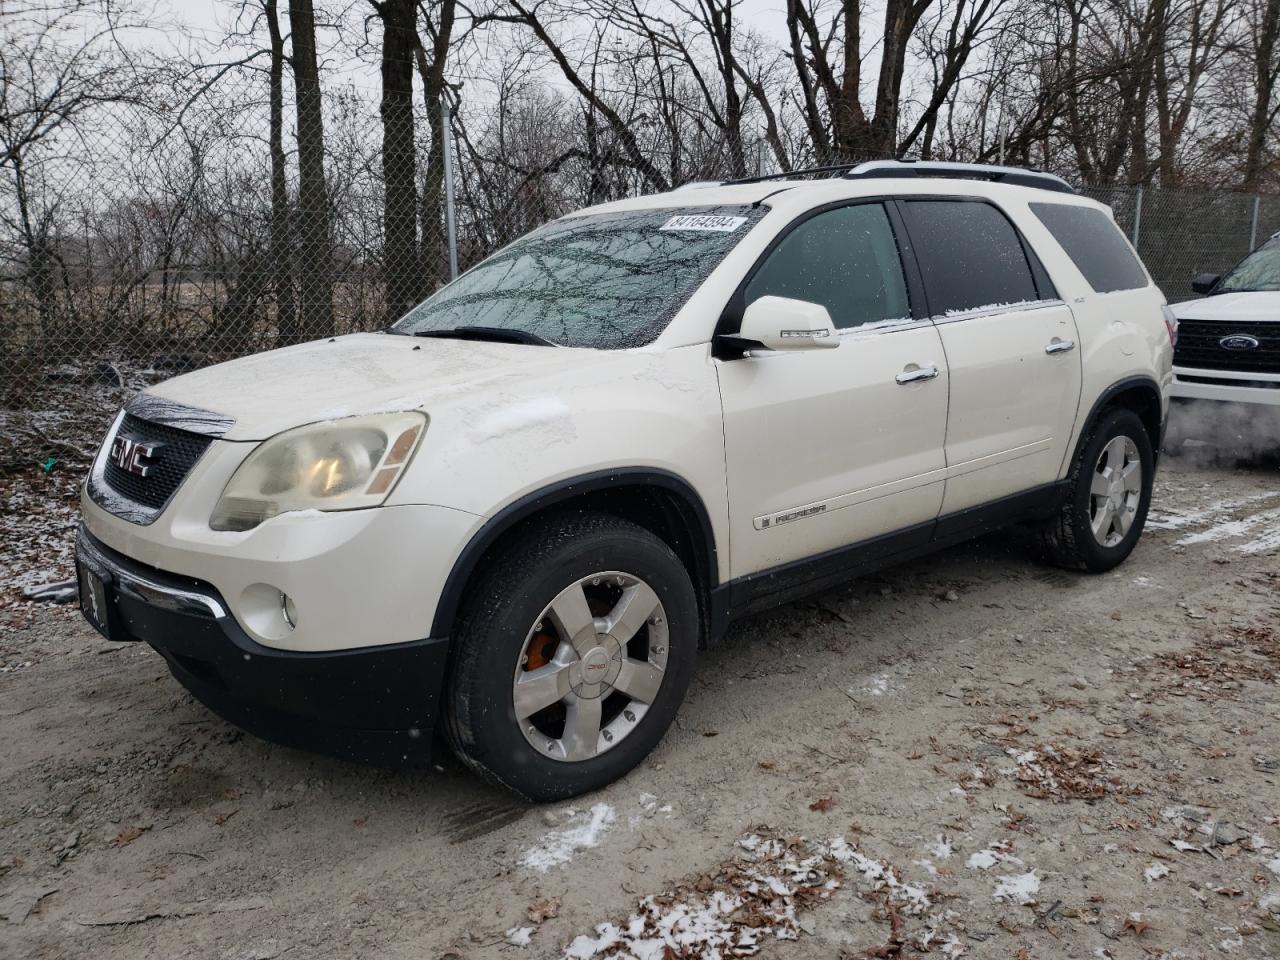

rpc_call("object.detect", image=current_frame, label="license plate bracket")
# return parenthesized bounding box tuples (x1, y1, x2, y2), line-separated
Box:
(77, 562, 121, 642)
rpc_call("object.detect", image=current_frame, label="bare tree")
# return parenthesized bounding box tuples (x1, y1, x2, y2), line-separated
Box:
(288, 0, 335, 340)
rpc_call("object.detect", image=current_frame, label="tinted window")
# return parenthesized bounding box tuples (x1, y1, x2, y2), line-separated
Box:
(1216, 237, 1280, 293)
(744, 203, 910, 330)
(1030, 202, 1148, 293)
(393, 205, 764, 348)
(901, 200, 1039, 317)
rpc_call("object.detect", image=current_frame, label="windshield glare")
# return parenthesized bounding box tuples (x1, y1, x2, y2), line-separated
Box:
(1219, 239, 1280, 293)
(391, 206, 763, 348)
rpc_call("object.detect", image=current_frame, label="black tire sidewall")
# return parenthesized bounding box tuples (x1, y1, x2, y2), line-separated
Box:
(451, 522, 698, 801)
(1068, 409, 1155, 572)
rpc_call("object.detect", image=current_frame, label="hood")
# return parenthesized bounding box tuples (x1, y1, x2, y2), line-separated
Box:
(142, 333, 603, 441)
(1171, 291, 1280, 323)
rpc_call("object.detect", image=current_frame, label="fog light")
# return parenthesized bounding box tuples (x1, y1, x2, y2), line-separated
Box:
(282, 594, 298, 629)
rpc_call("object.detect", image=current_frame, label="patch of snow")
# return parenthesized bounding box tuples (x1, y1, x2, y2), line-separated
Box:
(1267, 854, 1280, 876)
(992, 871, 1040, 905)
(859, 672, 893, 696)
(967, 844, 1022, 871)
(520, 803, 616, 872)
(506, 926, 534, 947)
(927, 835, 954, 860)
(1143, 862, 1170, 882)
(827, 837, 930, 914)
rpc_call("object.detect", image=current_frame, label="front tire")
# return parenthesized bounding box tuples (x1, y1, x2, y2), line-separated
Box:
(444, 512, 698, 801)
(1038, 408, 1154, 572)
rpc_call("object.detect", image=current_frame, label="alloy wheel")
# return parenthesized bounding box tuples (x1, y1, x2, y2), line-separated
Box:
(1089, 435, 1142, 548)
(513, 571, 669, 762)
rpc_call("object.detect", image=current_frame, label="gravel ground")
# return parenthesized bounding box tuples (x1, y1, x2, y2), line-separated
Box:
(2, 452, 1279, 960)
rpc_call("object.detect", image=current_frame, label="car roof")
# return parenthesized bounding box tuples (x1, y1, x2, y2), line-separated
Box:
(569, 174, 1105, 221)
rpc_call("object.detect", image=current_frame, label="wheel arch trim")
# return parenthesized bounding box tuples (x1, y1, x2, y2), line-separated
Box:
(1067, 375, 1164, 473)
(429, 468, 720, 639)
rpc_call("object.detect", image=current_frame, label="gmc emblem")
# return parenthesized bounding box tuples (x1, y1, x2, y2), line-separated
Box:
(109, 436, 159, 477)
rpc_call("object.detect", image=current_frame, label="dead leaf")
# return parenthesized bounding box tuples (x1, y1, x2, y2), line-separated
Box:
(1123, 917, 1152, 937)
(353, 816, 368, 827)
(526, 896, 560, 924)
(212, 810, 238, 827)
(758, 761, 776, 770)
(114, 827, 145, 847)
(809, 797, 834, 813)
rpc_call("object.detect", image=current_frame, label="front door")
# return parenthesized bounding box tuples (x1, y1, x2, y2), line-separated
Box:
(716, 202, 949, 580)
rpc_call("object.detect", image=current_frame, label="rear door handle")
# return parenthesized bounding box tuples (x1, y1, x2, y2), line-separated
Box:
(896, 364, 939, 384)
(1045, 338, 1076, 354)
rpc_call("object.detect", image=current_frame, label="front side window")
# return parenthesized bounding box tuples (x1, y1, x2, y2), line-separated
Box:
(1216, 238, 1280, 293)
(743, 203, 911, 330)
(393, 206, 765, 348)
(900, 200, 1040, 317)
(1029, 202, 1147, 293)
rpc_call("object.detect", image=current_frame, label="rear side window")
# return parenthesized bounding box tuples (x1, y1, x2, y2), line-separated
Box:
(900, 200, 1039, 317)
(1030, 202, 1148, 293)
(744, 203, 911, 330)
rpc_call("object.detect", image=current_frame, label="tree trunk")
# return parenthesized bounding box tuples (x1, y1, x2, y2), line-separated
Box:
(375, 0, 421, 323)
(265, 0, 297, 346)
(288, 0, 334, 341)
(1244, 0, 1280, 189)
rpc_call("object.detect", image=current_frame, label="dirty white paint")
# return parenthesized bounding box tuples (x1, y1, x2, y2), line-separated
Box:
(467, 397, 575, 446)
(519, 803, 617, 872)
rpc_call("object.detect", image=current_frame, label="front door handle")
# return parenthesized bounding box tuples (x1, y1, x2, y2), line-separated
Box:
(896, 364, 939, 384)
(1045, 338, 1076, 355)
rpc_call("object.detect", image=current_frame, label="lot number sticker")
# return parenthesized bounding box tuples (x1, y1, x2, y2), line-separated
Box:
(659, 214, 747, 232)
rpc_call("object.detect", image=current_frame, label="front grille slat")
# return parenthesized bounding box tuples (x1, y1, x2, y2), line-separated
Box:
(1174, 319, 1280, 374)
(102, 414, 213, 511)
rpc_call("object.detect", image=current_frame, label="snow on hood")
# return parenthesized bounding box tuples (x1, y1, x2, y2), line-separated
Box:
(1171, 291, 1280, 323)
(140, 333, 601, 441)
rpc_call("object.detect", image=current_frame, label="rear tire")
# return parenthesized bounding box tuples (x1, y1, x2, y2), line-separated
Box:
(1038, 408, 1154, 572)
(444, 512, 698, 801)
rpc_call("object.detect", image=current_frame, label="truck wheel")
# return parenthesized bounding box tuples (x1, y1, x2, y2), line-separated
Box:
(444, 512, 698, 801)
(1038, 408, 1154, 572)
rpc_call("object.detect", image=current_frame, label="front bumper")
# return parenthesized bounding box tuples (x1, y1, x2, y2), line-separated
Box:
(76, 526, 449, 766)
(1171, 365, 1280, 406)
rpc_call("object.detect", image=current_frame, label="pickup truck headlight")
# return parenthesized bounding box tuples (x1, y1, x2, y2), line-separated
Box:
(210, 413, 427, 532)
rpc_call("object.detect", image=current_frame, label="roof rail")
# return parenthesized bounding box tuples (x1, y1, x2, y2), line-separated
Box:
(843, 160, 1075, 194)
(720, 163, 864, 186)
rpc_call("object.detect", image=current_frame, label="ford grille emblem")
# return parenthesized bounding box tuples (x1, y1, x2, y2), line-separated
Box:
(1219, 334, 1260, 351)
(108, 436, 159, 477)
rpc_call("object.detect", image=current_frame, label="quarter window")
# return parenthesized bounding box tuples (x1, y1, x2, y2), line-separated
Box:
(744, 203, 911, 331)
(900, 200, 1040, 317)
(1030, 202, 1148, 293)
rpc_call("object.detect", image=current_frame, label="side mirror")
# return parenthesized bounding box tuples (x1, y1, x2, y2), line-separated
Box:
(731, 296, 840, 352)
(1190, 273, 1220, 295)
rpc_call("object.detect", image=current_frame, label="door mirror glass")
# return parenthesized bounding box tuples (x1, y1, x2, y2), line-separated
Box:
(1190, 273, 1220, 295)
(735, 295, 839, 351)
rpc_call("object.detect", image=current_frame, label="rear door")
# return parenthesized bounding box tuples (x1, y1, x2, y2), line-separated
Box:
(897, 198, 1082, 517)
(716, 201, 949, 579)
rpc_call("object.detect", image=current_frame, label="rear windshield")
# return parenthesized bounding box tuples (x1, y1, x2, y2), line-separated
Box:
(392, 205, 764, 348)
(1217, 238, 1280, 293)
(1030, 202, 1148, 293)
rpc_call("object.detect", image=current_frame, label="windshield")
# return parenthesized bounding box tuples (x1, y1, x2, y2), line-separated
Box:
(391, 206, 764, 348)
(1218, 239, 1280, 293)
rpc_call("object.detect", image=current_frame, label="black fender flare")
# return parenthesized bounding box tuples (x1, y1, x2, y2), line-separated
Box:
(429, 468, 720, 639)
(1069, 375, 1164, 470)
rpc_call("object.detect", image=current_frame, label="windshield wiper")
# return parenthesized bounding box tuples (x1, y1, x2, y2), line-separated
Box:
(410, 326, 555, 346)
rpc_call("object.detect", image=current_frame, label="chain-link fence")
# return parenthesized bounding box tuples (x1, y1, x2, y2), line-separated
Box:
(1, 66, 1273, 445)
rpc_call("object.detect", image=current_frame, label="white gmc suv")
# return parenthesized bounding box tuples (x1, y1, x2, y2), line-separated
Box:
(77, 161, 1174, 800)
(1166, 235, 1280, 446)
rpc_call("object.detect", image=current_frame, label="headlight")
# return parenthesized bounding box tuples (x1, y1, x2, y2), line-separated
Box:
(210, 412, 427, 532)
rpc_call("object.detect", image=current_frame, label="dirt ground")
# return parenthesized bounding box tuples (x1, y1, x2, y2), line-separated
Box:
(2, 451, 1279, 960)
